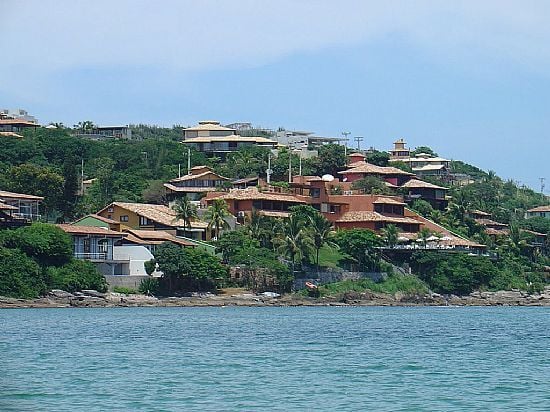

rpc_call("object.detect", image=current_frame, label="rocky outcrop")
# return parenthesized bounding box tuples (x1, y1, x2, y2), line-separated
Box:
(1, 287, 550, 308)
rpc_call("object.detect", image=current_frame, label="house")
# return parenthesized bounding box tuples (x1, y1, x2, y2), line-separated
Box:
(120, 229, 196, 251)
(525, 205, 550, 219)
(391, 154, 451, 178)
(0, 190, 43, 223)
(96, 202, 210, 240)
(400, 179, 449, 210)
(57, 224, 130, 276)
(202, 187, 306, 221)
(338, 160, 414, 186)
(0, 118, 39, 133)
(182, 121, 278, 159)
(0, 109, 37, 123)
(274, 128, 346, 150)
(389, 138, 411, 160)
(164, 166, 229, 204)
(75, 125, 133, 140)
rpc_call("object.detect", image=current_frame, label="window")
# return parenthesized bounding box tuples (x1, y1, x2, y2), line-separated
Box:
(139, 216, 150, 226)
(120, 215, 129, 222)
(97, 239, 109, 256)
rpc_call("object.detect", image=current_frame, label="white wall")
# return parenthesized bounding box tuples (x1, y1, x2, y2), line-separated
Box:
(114, 245, 154, 276)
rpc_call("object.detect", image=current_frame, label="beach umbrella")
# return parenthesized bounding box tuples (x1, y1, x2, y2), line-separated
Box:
(397, 236, 410, 243)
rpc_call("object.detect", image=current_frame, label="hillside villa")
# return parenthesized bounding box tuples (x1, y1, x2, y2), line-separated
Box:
(525, 205, 550, 219)
(0, 190, 43, 226)
(96, 201, 211, 240)
(164, 166, 229, 204)
(182, 120, 278, 159)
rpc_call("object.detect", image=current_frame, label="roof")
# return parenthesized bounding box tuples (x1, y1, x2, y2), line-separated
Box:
(399, 179, 448, 190)
(0, 201, 17, 210)
(184, 122, 236, 132)
(163, 183, 220, 193)
(211, 188, 305, 203)
(527, 205, 550, 213)
(232, 177, 260, 185)
(0, 190, 44, 200)
(485, 227, 510, 236)
(83, 178, 97, 184)
(124, 229, 195, 247)
(470, 209, 492, 217)
(412, 164, 447, 172)
(73, 214, 119, 225)
(0, 131, 23, 138)
(373, 197, 406, 206)
(169, 170, 228, 183)
(0, 119, 38, 126)
(348, 152, 366, 157)
(474, 218, 508, 227)
(335, 211, 420, 225)
(57, 224, 126, 237)
(339, 162, 414, 176)
(98, 202, 208, 229)
(182, 134, 278, 144)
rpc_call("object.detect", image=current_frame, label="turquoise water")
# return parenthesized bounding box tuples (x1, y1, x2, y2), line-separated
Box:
(1, 307, 549, 411)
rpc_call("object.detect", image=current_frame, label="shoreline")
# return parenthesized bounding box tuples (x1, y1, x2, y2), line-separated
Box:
(1, 288, 549, 309)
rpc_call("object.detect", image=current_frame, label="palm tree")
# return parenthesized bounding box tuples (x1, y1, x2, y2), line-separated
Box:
(172, 195, 198, 236)
(246, 209, 265, 240)
(381, 224, 399, 248)
(204, 198, 230, 240)
(275, 215, 313, 276)
(309, 213, 337, 272)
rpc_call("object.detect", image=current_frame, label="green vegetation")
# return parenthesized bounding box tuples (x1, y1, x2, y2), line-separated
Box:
(139, 277, 160, 295)
(314, 275, 429, 297)
(351, 176, 391, 194)
(410, 251, 545, 295)
(148, 242, 228, 294)
(112, 286, 138, 295)
(333, 228, 382, 271)
(0, 223, 105, 298)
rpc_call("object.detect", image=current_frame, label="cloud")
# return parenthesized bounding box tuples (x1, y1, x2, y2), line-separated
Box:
(3, 0, 550, 75)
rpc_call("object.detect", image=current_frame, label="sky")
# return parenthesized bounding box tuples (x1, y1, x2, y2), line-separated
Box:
(1, 0, 549, 192)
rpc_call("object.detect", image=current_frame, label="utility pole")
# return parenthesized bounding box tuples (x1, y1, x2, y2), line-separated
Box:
(178, 164, 181, 178)
(266, 153, 272, 184)
(540, 177, 546, 194)
(298, 152, 302, 176)
(354, 136, 364, 151)
(187, 148, 191, 175)
(288, 152, 292, 183)
(342, 131, 351, 157)
(80, 158, 84, 196)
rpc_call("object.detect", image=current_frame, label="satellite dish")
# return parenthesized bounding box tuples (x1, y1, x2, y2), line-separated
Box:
(322, 174, 335, 182)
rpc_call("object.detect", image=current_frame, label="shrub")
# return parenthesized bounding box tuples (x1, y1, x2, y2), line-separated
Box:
(47, 259, 107, 293)
(138, 278, 160, 295)
(0, 247, 44, 298)
(113, 286, 137, 295)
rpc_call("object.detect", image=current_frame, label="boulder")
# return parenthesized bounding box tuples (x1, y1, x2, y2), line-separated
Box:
(48, 289, 74, 298)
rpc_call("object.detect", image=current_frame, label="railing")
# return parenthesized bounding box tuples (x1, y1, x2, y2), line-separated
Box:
(12, 212, 42, 221)
(75, 252, 130, 262)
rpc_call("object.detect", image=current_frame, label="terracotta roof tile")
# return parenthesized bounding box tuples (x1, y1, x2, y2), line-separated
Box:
(339, 162, 414, 176)
(58, 224, 126, 237)
(212, 188, 305, 203)
(0, 190, 44, 200)
(400, 179, 448, 190)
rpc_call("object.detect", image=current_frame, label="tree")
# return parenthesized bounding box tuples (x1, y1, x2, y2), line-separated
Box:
(142, 180, 167, 204)
(61, 155, 79, 220)
(309, 212, 337, 271)
(275, 214, 313, 275)
(7, 163, 64, 217)
(172, 195, 198, 234)
(0, 247, 43, 298)
(333, 229, 381, 271)
(204, 198, 230, 240)
(315, 144, 347, 176)
(411, 199, 434, 217)
(46, 259, 107, 293)
(411, 146, 438, 157)
(150, 243, 228, 293)
(1, 223, 73, 267)
(381, 224, 399, 248)
(351, 176, 391, 194)
(366, 150, 390, 166)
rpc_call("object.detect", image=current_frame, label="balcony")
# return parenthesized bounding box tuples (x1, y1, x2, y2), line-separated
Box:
(74, 252, 130, 263)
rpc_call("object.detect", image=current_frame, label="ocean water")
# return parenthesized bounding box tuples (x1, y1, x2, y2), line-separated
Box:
(0, 307, 549, 411)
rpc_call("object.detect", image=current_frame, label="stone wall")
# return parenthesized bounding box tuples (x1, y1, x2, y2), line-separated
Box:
(104, 275, 150, 291)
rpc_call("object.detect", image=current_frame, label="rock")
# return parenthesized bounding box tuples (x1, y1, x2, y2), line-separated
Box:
(48, 289, 74, 298)
(81, 290, 106, 299)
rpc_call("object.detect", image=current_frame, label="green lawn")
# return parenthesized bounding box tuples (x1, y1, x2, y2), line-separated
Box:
(312, 244, 346, 269)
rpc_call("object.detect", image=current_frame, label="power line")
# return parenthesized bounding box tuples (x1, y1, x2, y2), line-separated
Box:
(353, 136, 364, 151)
